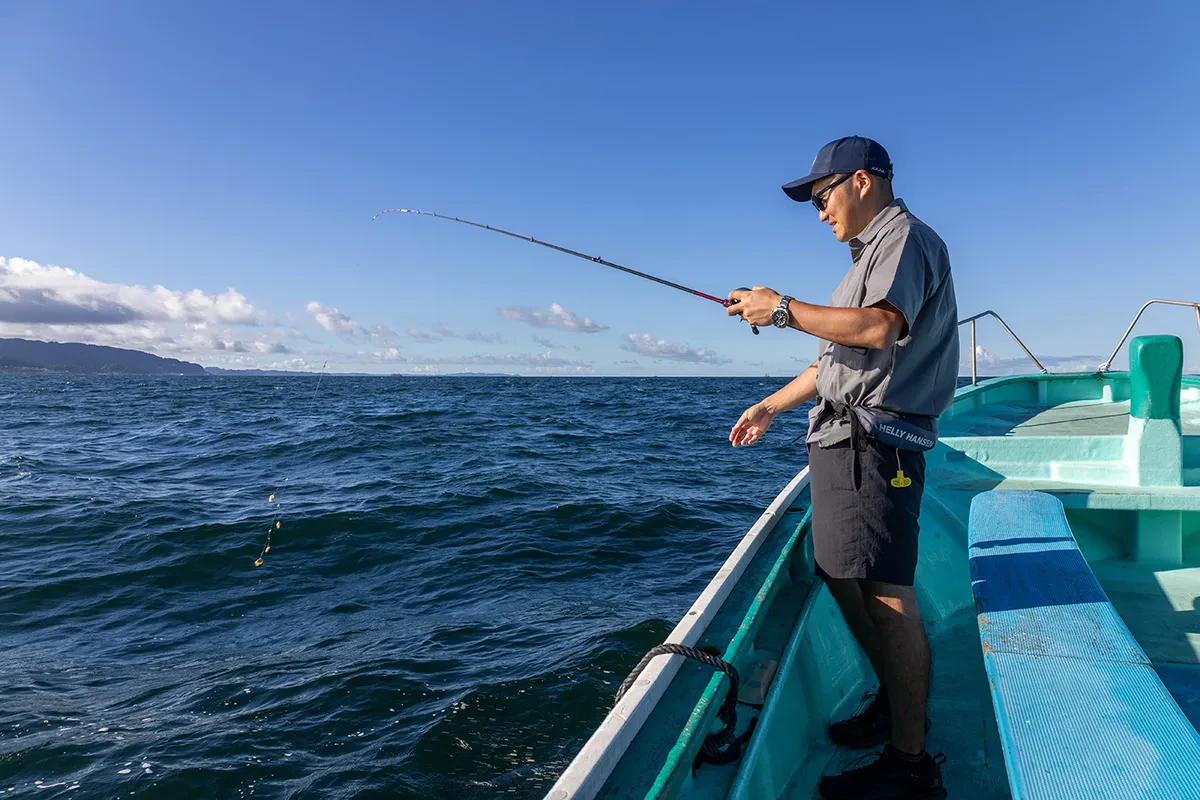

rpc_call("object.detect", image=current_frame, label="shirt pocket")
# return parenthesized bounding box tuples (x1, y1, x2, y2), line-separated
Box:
(829, 343, 868, 370)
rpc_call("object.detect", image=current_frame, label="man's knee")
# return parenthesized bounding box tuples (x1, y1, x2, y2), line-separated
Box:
(863, 581, 922, 627)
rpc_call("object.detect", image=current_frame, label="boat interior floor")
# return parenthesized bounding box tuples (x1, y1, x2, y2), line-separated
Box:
(1090, 560, 1200, 732)
(782, 607, 1010, 799)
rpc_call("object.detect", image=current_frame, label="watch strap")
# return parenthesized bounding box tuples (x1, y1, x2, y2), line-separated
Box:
(774, 296, 793, 327)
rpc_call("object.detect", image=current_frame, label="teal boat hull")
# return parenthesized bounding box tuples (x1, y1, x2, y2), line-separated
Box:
(550, 337, 1200, 799)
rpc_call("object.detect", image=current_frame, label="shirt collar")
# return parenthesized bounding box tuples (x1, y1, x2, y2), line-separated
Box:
(850, 198, 908, 248)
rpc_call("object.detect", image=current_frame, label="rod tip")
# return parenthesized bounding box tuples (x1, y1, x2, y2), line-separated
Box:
(371, 208, 420, 222)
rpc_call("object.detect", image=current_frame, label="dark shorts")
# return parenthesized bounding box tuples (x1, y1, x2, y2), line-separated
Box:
(807, 438, 926, 586)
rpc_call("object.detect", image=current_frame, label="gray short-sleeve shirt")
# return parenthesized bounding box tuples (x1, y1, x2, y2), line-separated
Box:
(807, 198, 959, 447)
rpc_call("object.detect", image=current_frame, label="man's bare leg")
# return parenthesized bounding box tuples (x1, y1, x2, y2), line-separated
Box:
(863, 581, 930, 754)
(824, 576, 885, 684)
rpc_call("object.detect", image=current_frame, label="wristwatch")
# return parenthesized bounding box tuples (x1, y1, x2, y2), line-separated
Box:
(771, 295, 793, 329)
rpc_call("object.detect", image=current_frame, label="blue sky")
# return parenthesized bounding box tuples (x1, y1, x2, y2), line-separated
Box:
(1, 1, 1197, 375)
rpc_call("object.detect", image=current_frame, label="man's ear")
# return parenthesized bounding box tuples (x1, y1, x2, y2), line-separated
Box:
(854, 169, 873, 199)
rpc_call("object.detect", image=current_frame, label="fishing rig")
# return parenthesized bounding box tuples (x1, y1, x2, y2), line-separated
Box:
(256, 360, 328, 566)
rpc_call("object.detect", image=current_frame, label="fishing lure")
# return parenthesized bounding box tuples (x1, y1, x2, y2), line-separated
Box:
(256, 360, 328, 566)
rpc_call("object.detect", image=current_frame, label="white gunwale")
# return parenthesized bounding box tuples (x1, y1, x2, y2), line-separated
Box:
(545, 467, 811, 800)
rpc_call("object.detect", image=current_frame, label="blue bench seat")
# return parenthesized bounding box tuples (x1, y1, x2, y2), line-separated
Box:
(968, 490, 1200, 799)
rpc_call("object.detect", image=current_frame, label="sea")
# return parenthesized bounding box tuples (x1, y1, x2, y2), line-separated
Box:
(0, 375, 819, 799)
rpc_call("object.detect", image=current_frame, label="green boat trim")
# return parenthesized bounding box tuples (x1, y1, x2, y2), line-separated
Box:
(547, 468, 811, 799)
(548, 304, 1200, 800)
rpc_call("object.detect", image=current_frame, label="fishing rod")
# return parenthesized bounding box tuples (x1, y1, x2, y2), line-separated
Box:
(370, 208, 759, 334)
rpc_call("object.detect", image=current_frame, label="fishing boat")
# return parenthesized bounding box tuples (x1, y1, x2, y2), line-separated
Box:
(547, 299, 1200, 799)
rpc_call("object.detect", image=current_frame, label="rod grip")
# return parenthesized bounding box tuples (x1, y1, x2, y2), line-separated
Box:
(732, 287, 760, 335)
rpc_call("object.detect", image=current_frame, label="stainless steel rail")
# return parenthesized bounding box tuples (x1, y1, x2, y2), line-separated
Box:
(1097, 299, 1200, 373)
(958, 310, 1047, 385)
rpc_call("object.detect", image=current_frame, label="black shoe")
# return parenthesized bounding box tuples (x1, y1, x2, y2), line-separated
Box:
(828, 687, 931, 749)
(818, 744, 947, 800)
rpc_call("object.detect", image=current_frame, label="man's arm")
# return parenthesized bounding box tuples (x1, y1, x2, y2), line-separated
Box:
(729, 360, 819, 447)
(727, 288, 905, 350)
(762, 359, 819, 414)
(785, 299, 905, 350)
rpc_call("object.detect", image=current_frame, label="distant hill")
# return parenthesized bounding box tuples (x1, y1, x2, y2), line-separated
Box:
(0, 337, 207, 375)
(0, 338, 526, 376)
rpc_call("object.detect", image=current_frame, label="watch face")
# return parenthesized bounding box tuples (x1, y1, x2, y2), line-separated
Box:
(772, 307, 788, 327)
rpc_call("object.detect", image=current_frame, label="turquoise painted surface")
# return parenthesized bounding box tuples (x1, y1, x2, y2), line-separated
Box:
(969, 491, 1200, 799)
(586, 342, 1200, 799)
(1130, 335, 1184, 421)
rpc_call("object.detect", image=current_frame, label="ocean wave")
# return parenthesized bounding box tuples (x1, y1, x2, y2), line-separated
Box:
(0, 375, 803, 798)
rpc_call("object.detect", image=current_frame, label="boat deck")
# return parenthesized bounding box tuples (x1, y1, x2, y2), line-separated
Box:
(943, 397, 1200, 439)
(782, 609, 1010, 799)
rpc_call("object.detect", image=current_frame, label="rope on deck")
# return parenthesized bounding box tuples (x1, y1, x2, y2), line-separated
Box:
(615, 643, 756, 766)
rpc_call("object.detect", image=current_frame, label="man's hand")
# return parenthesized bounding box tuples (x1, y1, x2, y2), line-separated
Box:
(730, 402, 776, 447)
(727, 286, 783, 327)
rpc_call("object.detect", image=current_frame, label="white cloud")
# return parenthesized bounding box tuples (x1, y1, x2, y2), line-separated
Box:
(620, 333, 728, 364)
(306, 301, 360, 335)
(499, 303, 607, 333)
(404, 324, 506, 345)
(368, 324, 396, 346)
(463, 352, 588, 368)
(0, 258, 377, 369)
(370, 349, 591, 369)
(533, 364, 594, 375)
(463, 329, 505, 344)
(532, 335, 560, 349)
(406, 327, 441, 344)
(964, 345, 1102, 376)
(0, 256, 261, 326)
(305, 303, 399, 350)
(374, 347, 403, 361)
(265, 356, 324, 372)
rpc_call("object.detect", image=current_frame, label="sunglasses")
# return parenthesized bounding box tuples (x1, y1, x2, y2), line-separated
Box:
(811, 173, 853, 212)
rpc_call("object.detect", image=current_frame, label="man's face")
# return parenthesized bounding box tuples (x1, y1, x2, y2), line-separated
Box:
(812, 172, 862, 242)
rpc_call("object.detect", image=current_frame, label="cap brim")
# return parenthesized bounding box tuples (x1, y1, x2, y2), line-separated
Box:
(781, 171, 832, 203)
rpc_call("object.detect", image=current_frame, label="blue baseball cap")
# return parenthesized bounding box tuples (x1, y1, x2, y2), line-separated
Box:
(782, 136, 894, 203)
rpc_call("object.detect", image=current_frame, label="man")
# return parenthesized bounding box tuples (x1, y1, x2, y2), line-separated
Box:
(725, 136, 957, 800)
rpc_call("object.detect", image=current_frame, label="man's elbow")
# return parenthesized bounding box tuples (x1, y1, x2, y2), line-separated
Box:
(866, 311, 906, 349)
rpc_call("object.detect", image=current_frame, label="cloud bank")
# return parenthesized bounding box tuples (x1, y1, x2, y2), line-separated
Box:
(499, 303, 607, 333)
(620, 332, 728, 364)
(965, 345, 1103, 376)
(0, 257, 261, 326)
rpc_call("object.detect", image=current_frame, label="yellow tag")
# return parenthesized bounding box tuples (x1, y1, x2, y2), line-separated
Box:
(263, 545, 271, 553)
(275, 521, 281, 529)
(891, 469, 912, 488)
(254, 558, 264, 567)
(268, 494, 275, 503)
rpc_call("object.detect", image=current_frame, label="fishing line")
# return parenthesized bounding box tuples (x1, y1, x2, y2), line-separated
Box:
(371, 208, 759, 334)
(256, 359, 328, 567)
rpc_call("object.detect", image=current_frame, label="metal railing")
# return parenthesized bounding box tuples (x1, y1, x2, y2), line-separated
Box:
(958, 310, 1047, 385)
(1097, 299, 1200, 373)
